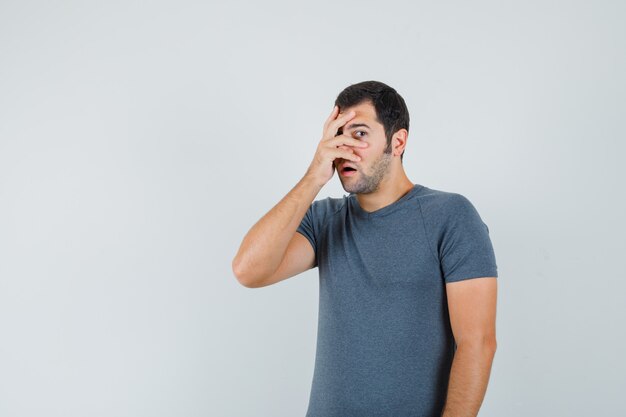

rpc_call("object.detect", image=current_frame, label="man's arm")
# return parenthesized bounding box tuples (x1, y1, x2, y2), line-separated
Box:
(232, 175, 322, 287)
(441, 277, 498, 417)
(231, 105, 366, 288)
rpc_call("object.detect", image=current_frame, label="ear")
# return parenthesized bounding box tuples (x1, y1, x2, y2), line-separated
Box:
(392, 129, 408, 157)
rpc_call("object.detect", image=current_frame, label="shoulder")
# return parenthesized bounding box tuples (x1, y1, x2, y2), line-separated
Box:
(415, 186, 488, 235)
(416, 186, 477, 217)
(311, 195, 346, 213)
(308, 195, 347, 223)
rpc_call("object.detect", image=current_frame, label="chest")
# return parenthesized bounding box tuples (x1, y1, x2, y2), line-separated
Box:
(317, 210, 442, 287)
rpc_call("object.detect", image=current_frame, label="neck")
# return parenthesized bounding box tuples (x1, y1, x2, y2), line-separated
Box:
(355, 164, 415, 213)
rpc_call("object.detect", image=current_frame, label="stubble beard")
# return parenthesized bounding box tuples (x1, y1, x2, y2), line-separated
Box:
(341, 147, 393, 195)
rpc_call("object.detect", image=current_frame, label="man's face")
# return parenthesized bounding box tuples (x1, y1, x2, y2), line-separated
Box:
(334, 101, 393, 194)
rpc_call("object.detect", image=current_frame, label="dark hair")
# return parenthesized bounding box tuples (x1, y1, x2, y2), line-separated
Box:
(334, 80, 410, 162)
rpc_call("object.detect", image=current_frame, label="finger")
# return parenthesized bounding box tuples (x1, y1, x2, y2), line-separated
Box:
(324, 110, 356, 140)
(333, 144, 361, 161)
(329, 134, 369, 148)
(340, 149, 361, 162)
(336, 144, 350, 154)
(323, 105, 339, 131)
(330, 109, 356, 131)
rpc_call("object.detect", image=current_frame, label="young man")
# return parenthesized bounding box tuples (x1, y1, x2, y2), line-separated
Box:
(232, 80, 498, 417)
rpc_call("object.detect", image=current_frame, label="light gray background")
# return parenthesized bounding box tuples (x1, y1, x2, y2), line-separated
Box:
(1, 1, 624, 416)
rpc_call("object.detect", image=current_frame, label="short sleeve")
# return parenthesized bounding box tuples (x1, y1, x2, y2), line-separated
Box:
(296, 202, 318, 267)
(438, 194, 498, 283)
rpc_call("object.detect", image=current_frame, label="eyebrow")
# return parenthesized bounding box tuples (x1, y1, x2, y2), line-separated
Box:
(344, 123, 371, 130)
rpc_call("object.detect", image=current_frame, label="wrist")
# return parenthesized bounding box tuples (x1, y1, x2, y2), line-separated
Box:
(302, 171, 326, 189)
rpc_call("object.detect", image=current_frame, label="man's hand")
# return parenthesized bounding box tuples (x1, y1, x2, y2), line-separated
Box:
(305, 105, 369, 187)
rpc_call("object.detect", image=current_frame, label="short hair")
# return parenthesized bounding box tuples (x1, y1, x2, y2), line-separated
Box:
(334, 80, 410, 162)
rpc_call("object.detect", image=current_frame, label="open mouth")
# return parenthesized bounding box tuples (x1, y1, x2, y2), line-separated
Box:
(341, 166, 357, 176)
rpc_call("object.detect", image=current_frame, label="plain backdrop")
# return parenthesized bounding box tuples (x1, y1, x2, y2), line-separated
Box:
(1, 1, 625, 416)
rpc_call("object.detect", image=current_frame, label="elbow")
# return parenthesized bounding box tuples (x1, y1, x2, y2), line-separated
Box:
(481, 336, 497, 354)
(484, 335, 497, 353)
(232, 257, 262, 288)
(457, 336, 497, 354)
(232, 257, 250, 287)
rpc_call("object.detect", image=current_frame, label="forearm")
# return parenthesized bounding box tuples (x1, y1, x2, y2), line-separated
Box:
(441, 341, 497, 417)
(232, 174, 322, 284)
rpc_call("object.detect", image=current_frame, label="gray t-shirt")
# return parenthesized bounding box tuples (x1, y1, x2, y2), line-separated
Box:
(296, 183, 498, 417)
